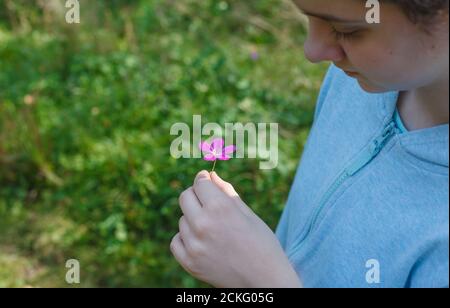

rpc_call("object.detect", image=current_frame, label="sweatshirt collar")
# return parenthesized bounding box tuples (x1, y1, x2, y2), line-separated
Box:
(382, 91, 449, 169)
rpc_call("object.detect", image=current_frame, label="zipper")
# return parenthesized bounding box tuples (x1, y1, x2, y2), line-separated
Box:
(287, 120, 397, 259)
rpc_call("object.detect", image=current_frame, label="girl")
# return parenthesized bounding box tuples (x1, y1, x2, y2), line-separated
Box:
(170, 0, 449, 288)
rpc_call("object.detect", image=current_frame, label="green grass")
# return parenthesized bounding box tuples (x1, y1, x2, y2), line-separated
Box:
(0, 0, 328, 287)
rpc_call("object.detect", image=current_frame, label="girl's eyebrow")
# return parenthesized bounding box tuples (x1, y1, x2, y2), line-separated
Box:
(301, 9, 367, 24)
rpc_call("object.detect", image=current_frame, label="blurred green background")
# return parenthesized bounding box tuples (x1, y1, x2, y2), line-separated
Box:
(0, 0, 327, 287)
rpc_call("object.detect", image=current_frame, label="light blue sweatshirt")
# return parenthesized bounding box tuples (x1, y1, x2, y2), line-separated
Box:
(276, 65, 449, 288)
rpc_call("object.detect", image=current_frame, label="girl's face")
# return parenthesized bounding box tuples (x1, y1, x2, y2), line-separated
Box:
(294, 0, 449, 93)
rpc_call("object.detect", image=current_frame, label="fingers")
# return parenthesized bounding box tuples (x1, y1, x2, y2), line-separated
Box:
(178, 216, 200, 253)
(193, 170, 228, 208)
(170, 233, 190, 269)
(211, 171, 255, 217)
(179, 187, 202, 223)
(210, 171, 239, 198)
(172, 219, 204, 276)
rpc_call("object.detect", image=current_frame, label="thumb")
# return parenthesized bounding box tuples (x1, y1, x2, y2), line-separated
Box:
(211, 172, 255, 217)
(210, 172, 239, 198)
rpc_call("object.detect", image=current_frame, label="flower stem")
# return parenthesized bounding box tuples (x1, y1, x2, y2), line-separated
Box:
(211, 160, 217, 172)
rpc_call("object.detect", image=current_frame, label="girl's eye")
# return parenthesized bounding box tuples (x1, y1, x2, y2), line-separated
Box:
(331, 27, 360, 41)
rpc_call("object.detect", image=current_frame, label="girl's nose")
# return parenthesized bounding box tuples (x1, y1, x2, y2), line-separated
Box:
(304, 20, 346, 63)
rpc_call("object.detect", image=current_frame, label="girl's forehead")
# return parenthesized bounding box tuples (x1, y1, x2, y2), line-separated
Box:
(293, 0, 367, 11)
(292, 0, 377, 20)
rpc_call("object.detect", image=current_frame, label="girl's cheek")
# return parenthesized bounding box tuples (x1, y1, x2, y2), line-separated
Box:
(346, 43, 387, 74)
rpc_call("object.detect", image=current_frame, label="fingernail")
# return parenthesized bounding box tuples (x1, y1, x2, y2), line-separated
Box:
(198, 170, 209, 178)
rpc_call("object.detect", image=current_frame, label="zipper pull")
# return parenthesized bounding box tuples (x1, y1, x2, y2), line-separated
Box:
(371, 121, 396, 154)
(346, 121, 396, 176)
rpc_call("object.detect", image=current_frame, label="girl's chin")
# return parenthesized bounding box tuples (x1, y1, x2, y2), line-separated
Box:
(356, 77, 390, 93)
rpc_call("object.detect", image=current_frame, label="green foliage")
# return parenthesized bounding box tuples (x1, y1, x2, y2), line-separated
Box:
(0, 0, 327, 287)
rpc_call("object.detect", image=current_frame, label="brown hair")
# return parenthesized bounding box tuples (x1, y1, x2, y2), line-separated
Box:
(388, 0, 449, 24)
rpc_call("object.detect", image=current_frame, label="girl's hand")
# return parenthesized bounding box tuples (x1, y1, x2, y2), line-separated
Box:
(170, 170, 302, 288)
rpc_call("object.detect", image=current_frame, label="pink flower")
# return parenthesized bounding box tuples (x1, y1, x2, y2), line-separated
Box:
(199, 138, 236, 161)
(250, 50, 259, 61)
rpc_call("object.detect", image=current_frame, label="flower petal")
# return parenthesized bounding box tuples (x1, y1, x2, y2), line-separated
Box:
(199, 141, 212, 153)
(211, 138, 224, 152)
(203, 153, 216, 161)
(223, 145, 236, 155)
(218, 155, 231, 161)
